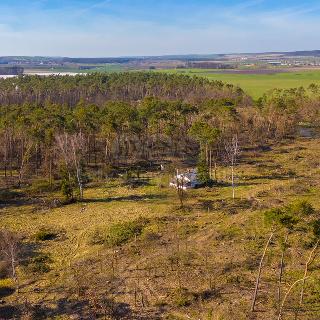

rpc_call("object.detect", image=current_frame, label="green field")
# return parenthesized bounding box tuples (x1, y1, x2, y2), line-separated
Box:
(156, 69, 320, 99)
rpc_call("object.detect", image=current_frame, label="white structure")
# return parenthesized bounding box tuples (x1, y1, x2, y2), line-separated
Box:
(169, 169, 200, 190)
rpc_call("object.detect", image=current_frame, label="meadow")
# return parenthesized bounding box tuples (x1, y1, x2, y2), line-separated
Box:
(1, 137, 320, 319)
(155, 69, 320, 99)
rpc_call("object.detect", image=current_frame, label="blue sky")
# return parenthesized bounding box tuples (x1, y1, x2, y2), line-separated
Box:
(1, 0, 320, 56)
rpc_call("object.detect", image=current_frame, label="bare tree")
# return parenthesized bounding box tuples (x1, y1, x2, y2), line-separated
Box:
(277, 233, 289, 309)
(251, 231, 274, 312)
(224, 135, 240, 199)
(0, 229, 21, 292)
(276, 215, 298, 310)
(56, 132, 86, 200)
(175, 169, 185, 208)
(278, 277, 309, 320)
(299, 239, 319, 305)
(17, 138, 33, 188)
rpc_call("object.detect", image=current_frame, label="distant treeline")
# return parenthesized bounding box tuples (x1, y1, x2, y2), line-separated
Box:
(0, 72, 246, 106)
(186, 62, 235, 69)
(62, 57, 134, 64)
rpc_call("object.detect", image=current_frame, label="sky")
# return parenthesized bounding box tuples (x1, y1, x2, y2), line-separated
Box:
(0, 0, 320, 57)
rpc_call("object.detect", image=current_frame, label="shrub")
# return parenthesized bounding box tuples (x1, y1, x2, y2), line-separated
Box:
(197, 154, 214, 187)
(264, 207, 298, 230)
(312, 219, 320, 238)
(33, 229, 57, 241)
(0, 189, 21, 202)
(91, 217, 149, 246)
(61, 178, 74, 200)
(170, 288, 194, 307)
(287, 200, 315, 216)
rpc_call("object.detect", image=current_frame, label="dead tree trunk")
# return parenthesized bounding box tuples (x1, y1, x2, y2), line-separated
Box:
(299, 239, 319, 305)
(277, 232, 289, 309)
(278, 277, 309, 320)
(251, 232, 274, 312)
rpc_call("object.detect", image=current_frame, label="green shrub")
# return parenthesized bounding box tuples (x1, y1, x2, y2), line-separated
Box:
(264, 201, 315, 230)
(61, 178, 74, 200)
(0, 189, 21, 202)
(287, 200, 315, 216)
(264, 207, 298, 229)
(91, 217, 149, 246)
(33, 229, 57, 241)
(197, 154, 214, 187)
(312, 219, 320, 238)
(170, 288, 194, 307)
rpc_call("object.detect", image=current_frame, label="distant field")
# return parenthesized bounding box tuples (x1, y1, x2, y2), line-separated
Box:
(156, 68, 320, 99)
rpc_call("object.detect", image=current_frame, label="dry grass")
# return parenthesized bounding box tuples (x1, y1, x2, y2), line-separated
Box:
(1, 138, 320, 319)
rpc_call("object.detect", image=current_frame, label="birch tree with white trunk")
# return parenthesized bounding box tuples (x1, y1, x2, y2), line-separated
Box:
(224, 135, 240, 199)
(56, 132, 86, 200)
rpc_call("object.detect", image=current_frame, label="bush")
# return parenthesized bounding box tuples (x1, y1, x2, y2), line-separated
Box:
(33, 229, 57, 241)
(264, 207, 298, 229)
(61, 178, 74, 200)
(197, 154, 214, 187)
(91, 217, 149, 246)
(0, 189, 21, 202)
(264, 200, 314, 229)
(312, 220, 320, 238)
(287, 200, 315, 216)
(170, 288, 194, 307)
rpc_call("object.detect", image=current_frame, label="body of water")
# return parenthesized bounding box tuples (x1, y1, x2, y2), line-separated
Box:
(0, 72, 82, 78)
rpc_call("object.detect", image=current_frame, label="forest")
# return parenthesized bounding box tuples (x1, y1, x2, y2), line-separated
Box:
(1, 72, 320, 319)
(1, 72, 317, 194)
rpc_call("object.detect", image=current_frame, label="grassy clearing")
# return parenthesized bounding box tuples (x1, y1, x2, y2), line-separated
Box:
(155, 69, 320, 98)
(1, 138, 320, 319)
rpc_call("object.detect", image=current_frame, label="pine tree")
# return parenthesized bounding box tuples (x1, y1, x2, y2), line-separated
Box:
(197, 153, 211, 186)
